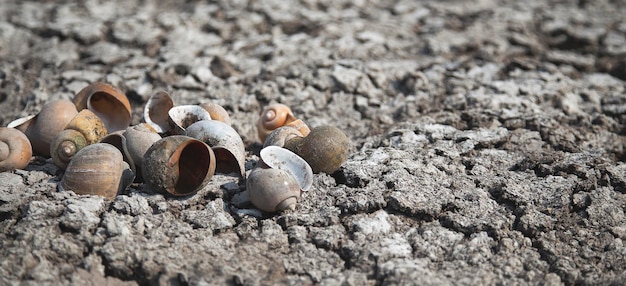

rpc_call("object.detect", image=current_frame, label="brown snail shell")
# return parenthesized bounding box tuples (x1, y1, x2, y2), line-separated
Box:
(142, 135, 216, 196)
(7, 99, 78, 157)
(50, 109, 108, 170)
(247, 167, 301, 213)
(284, 125, 349, 174)
(199, 102, 231, 125)
(185, 120, 246, 178)
(143, 91, 175, 134)
(59, 143, 135, 200)
(257, 103, 301, 142)
(0, 127, 33, 172)
(73, 82, 132, 133)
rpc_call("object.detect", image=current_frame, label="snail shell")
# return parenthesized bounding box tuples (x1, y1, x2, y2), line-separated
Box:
(142, 135, 216, 196)
(199, 102, 231, 125)
(0, 127, 33, 172)
(247, 167, 301, 213)
(257, 103, 297, 142)
(246, 146, 312, 213)
(73, 82, 132, 133)
(260, 146, 312, 192)
(167, 105, 212, 135)
(100, 123, 161, 180)
(59, 143, 135, 200)
(185, 120, 246, 178)
(7, 99, 78, 157)
(263, 126, 304, 148)
(144, 91, 175, 134)
(50, 109, 108, 170)
(284, 125, 349, 174)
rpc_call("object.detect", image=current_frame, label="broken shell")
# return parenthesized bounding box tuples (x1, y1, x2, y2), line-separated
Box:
(247, 167, 301, 213)
(143, 91, 175, 134)
(100, 123, 161, 180)
(199, 102, 231, 125)
(50, 109, 108, 170)
(59, 143, 135, 200)
(260, 146, 313, 191)
(257, 103, 297, 142)
(168, 105, 212, 135)
(284, 125, 349, 174)
(142, 135, 216, 196)
(7, 99, 78, 157)
(0, 127, 32, 172)
(74, 82, 132, 133)
(263, 126, 304, 148)
(186, 120, 246, 178)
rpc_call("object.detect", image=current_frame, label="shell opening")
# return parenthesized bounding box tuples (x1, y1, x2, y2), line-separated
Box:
(172, 141, 211, 195)
(88, 91, 131, 133)
(213, 147, 240, 175)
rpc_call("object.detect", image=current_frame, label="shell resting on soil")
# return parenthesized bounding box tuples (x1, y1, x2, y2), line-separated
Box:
(185, 120, 246, 178)
(142, 135, 216, 196)
(0, 127, 32, 172)
(59, 143, 135, 200)
(247, 146, 313, 212)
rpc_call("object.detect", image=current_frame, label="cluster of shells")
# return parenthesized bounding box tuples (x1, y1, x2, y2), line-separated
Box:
(1, 83, 349, 213)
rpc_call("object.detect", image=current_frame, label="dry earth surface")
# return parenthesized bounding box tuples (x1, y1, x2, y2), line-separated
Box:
(1, 0, 626, 285)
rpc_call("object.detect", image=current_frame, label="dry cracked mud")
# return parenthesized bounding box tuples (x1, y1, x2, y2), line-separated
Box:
(1, 0, 626, 285)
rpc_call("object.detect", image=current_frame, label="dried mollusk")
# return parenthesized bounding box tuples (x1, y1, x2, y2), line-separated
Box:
(59, 143, 135, 200)
(167, 105, 212, 135)
(0, 127, 33, 172)
(257, 103, 296, 142)
(142, 135, 216, 196)
(247, 167, 301, 213)
(246, 146, 313, 213)
(50, 109, 108, 170)
(199, 102, 231, 126)
(185, 120, 246, 178)
(74, 82, 132, 133)
(7, 99, 78, 157)
(143, 91, 175, 134)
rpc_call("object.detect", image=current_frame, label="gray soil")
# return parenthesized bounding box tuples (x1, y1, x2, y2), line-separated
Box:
(1, 0, 626, 285)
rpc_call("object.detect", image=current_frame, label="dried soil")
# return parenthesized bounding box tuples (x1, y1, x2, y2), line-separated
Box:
(1, 0, 626, 285)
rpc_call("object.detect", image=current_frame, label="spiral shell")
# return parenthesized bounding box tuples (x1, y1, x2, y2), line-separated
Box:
(284, 125, 349, 174)
(8, 99, 78, 157)
(185, 120, 246, 178)
(59, 143, 135, 200)
(247, 167, 301, 213)
(74, 82, 132, 133)
(257, 103, 297, 142)
(142, 135, 216, 196)
(246, 146, 313, 213)
(50, 109, 108, 170)
(0, 127, 32, 172)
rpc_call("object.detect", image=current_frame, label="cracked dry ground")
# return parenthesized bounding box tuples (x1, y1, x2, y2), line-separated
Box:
(1, 0, 626, 285)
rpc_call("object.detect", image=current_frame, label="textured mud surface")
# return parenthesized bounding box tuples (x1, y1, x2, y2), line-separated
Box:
(1, 0, 626, 285)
